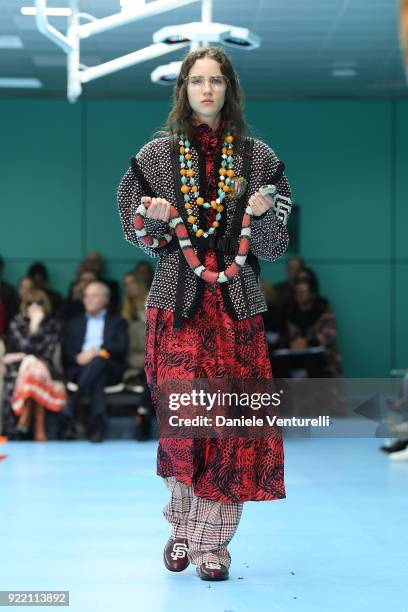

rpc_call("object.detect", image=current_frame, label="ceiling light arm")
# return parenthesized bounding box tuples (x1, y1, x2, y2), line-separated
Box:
(77, 0, 200, 40)
(79, 41, 189, 83)
(34, 0, 74, 53)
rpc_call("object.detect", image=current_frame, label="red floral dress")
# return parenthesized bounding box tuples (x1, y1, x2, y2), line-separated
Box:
(144, 123, 285, 503)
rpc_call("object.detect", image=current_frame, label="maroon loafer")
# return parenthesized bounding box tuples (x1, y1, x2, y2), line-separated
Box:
(196, 561, 229, 581)
(163, 537, 190, 572)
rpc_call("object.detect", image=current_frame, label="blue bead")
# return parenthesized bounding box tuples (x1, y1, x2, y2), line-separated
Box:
(208, 227, 215, 234)
(192, 224, 198, 232)
(185, 140, 190, 147)
(190, 178, 196, 185)
(203, 202, 210, 209)
(218, 189, 224, 196)
(181, 176, 187, 184)
(184, 194, 190, 202)
(179, 155, 185, 162)
(216, 213, 221, 221)
(187, 161, 192, 168)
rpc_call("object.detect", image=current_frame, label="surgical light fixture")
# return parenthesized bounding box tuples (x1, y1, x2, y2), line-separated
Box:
(27, 0, 261, 101)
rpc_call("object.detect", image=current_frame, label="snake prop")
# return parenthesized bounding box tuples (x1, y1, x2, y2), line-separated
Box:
(134, 184, 291, 285)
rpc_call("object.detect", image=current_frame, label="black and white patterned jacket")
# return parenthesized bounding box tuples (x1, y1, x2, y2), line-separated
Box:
(117, 134, 292, 322)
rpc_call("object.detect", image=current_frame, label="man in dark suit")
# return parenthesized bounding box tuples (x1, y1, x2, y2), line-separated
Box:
(61, 281, 128, 442)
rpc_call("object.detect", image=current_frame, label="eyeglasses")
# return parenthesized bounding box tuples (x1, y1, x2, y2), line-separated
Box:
(184, 75, 228, 88)
(27, 299, 44, 306)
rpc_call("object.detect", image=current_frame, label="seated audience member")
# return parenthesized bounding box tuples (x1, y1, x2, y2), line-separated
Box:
(60, 265, 97, 321)
(133, 261, 154, 290)
(80, 251, 120, 312)
(294, 267, 321, 293)
(61, 281, 128, 443)
(0, 255, 19, 333)
(121, 271, 153, 440)
(271, 256, 304, 313)
(27, 262, 63, 316)
(283, 277, 342, 377)
(1, 289, 66, 441)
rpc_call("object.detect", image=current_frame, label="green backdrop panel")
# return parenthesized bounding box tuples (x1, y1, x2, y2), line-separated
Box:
(85, 99, 171, 259)
(396, 101, 408, 260)
(395, 263, 408, 369)
(246, 100, 392, 261)
(0, 99, 82, 260)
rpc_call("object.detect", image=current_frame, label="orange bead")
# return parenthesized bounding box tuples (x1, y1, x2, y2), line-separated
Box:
(185, 153, 191, 160)
(223, 185, 230, 192)
(217, 205, 224, 213)
(222, 147, 227, 154)
(227, 169, 235, 177)
(187, 215, 196, 224)
(179, 146, 185, 154)
(191, 185, 198, 192)
(180, 169, 187, 176)
(227, 148, 233, 156)
(181, 185, 189, 194)
(210, 201, 217, 209)
(196, 229, 204, 237)
(187, 169, 195, 177)
(196, 197, 204, 205)
(219, 168, 225, 175)
(225, 135, 233, 144)
(212, 221, 219, 228)
(218, 181, 225, 188)
(184, 203, 191, 209)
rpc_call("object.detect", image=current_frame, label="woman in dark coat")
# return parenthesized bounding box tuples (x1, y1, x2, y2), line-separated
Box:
(118, 46, 293, 581)
(1, 288, 66, 440)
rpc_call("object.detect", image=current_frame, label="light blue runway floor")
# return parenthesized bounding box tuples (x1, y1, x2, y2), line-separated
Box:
(1, 438, 407, 612)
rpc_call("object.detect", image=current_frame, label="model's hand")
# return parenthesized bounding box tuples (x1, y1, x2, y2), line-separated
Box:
(27, 304, 45, 333)
(143, 197, 171, 222)
(249, 191, 274, 217)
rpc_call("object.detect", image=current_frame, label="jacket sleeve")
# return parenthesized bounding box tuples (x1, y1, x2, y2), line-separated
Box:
(102, 317, 128, 361)
(117, 141, 171, 259)
(61, 320, 80, 367)
(5, 319, 22, 353)
(250, 145, 292, 262)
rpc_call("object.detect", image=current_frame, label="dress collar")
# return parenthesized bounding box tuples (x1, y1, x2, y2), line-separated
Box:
(192, 122, 224, 155)
(86, 308, 107, 320)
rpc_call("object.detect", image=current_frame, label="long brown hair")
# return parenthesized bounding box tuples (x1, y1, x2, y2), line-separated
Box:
(121, 272, 148, 322)
(155, 46, 250, 147)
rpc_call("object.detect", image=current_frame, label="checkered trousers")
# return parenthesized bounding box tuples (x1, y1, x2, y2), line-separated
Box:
(162, 476, 244, 569)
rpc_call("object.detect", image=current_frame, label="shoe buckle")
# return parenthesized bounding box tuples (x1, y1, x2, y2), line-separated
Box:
(170, 542, 188, 560)
(204, 561, 222, 569)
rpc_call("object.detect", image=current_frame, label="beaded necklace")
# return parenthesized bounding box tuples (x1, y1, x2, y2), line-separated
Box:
(179, 132, 235, 238)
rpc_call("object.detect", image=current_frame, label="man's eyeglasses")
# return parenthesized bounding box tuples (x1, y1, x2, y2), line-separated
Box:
(184, 75, 228, 88)
(27, 299, 45, 307)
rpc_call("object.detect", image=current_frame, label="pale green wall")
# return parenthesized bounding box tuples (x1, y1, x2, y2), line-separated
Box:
(0, 98, 407, 377)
